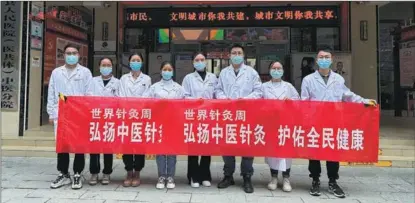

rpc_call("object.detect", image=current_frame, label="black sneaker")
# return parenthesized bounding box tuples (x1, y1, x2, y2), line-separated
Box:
(50, 173, 71, 189)
(329, 182, 345, 198)
(309, 180, 321, 196)
(242, 175, 254, 193)
(217, 176, 235, 189)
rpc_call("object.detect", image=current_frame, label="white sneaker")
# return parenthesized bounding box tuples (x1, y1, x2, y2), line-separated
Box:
(156, 177, 166, 189)
(166, 177, 175, 189)
(72, 173, 83, 190)
(50, 173, 71, 189)
(267, 177, 278, 191)
(191, 179, 200, 188)
(282, 177, 292, 192)
(202, 180, 211, 187)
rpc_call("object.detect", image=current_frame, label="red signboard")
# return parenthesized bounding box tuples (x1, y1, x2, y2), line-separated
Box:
(46, 19, 88, 40)
(57, 97, 379, 162)
(125, 7, 339, 27)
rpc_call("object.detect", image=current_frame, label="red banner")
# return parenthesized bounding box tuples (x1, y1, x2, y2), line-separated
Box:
(57, 97, 379, 162)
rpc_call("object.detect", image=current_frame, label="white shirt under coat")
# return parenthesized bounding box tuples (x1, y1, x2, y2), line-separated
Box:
(182, 71, 218, 99)
(118, 72, 152, 98)
(215, 64, 262, 99)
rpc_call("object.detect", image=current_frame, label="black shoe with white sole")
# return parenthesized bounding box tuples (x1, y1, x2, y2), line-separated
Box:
(328, 182, 345, 198)
(50, 173, 71, 189)
(309, 180, 321, 196)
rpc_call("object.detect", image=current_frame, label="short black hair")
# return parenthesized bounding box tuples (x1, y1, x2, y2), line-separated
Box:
(268, 60, 284, 70)
(192, 52, 206, 61)
(230, 44, 244, 53)
(128, 53, 144, 63)
(64, 44, 80, 52)
(99, 57, 113, 66)
(317, 46, 333, 55)
(157, 55, 162, 59)
(160, 61, 174, 70)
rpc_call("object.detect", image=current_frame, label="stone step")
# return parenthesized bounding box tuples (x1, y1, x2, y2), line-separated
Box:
(2, 146, 414, 168)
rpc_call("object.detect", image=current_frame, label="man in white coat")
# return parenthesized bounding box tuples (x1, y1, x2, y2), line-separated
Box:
(47, 44, 93, 190)
(301, 47, 377, 198)
(215, 44, 262, 193)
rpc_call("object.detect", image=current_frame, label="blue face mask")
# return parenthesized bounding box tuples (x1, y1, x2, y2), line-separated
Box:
(100, 67, 112, 76)
(317, 58, 332, 69)
(65, 55, 79, 65)
(161, 71, 173, 80)
(130, 62, 142, 71)
(270, 69, 284, 79)
(231, 55, 244, 65)
(193, 62, 206, 71)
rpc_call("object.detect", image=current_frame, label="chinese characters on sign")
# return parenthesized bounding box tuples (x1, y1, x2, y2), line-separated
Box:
(88, 108, 163, 144)
(1, 1, 21, 110)
(183, 109, 266, 146)
(57, 97, 379, 162)
(126, 7, 338, 27)
(277, 125, 365, 151)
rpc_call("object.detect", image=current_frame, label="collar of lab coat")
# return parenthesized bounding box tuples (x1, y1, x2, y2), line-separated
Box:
(97, 76, 116, 87)
(227, 63, 248, 79)
(266, 80, 286, 99)
(128, 71, 145, 83)
(58, 64, 82, 79)
(192, 70, 211, 82)
(313, 70, 336, 86)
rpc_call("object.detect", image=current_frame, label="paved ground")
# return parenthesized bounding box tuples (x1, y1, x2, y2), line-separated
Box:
(1, 157, 414, 203)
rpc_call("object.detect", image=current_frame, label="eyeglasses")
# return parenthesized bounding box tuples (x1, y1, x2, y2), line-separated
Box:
(65, 52, 78, 55)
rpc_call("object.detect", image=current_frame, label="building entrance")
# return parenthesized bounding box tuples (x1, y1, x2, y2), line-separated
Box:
(144, 27, 291, 84)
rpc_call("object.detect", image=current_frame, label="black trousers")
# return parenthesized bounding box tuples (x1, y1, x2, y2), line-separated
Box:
(122, 154, 145, 171)
(187, 156, 211, 183)
(57, 153, 85, 174)
(308, 160, 339, 181)
(89, 154, 113, 175)
(270, 168, 291, 178)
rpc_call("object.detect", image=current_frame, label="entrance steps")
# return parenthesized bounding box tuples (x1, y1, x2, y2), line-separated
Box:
(2, 135, 414, 168)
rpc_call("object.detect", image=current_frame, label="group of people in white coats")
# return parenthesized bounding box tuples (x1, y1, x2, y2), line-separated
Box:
(47, 44, 377, 198)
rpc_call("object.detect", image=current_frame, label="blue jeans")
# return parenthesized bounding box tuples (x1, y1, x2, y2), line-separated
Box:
(156, 155, 177, 177)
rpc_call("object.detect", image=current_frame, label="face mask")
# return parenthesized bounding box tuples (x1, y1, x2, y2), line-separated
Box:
(161, 71, 173, 80)
(231, 55, 244, 65)
(193, 62, 206, 71)
(270, 69, 284, 79)
(317, 59, 332, 69)
(100, 67, 112, 76)
(130, 62, 142, 71)
(65, 55, 79, 65)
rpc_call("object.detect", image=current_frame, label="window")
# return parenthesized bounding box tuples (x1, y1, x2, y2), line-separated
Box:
(316, 27, 340, 51)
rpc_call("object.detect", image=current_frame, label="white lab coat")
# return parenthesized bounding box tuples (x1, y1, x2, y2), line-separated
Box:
(182, 71, 218, 99)
(47, 64, 93, 137)
(262, 80, 300, 171)
(143, 79, 185, 99)
(86, 76, 120, 97)
(301, 71, 370, 103)
(119, 72, 152, 98)
(215, 64, 262, 99)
